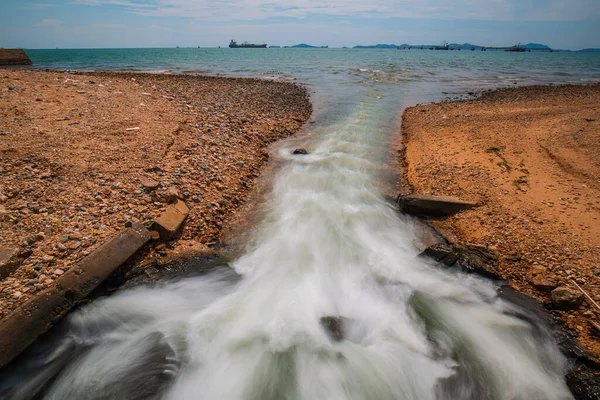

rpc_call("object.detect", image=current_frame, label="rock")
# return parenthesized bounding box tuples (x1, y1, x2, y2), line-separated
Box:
(68, 241, 81, 250)
(0, 49, 32, 66)
(153, 199, 189, 239)
(527, 266, 557, 291)
(420, 243, 500, 279)
(397, 194, 478, 217)
(551, 286, 584, 310)
(320, 316, 345, 342)
(420, 244, 458, 266)
(0, 246, 29, 279)
(455, 245, 500, 279)
(293, 148, 308, 155)
(41, 255, 54, 263)
(163, 185, 181, 203)
(140, 177, 160, 191)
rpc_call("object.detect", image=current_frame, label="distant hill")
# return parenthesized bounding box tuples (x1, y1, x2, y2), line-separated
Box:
(577, 48, 600, 52)
(522, 43, 550, 49)
(448, 43, 482, 48)
(290, 43, 328, 48)
(353, 44, 398, 49)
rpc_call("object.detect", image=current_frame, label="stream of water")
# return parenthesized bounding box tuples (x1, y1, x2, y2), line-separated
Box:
(3, 49, 600, 399)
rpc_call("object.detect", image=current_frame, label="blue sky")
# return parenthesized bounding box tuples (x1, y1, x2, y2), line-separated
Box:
(1, 0, 599, 49)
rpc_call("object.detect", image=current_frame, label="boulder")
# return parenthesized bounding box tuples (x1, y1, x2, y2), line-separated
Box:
(153, 199, 189, 239)
(0, 246, 29, 279)
(397, 194, 477, 217)
(551, 286, 584, 310)
(0, 49, 32, 66)
(292, 148, 308, 155)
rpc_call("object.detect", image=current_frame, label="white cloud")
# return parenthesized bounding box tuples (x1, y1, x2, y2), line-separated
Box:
(37, 18, 64, 27)
(69, 0, 600, 21)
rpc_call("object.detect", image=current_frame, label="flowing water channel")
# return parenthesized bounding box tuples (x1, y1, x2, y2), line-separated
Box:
(3, 49, 600, 399)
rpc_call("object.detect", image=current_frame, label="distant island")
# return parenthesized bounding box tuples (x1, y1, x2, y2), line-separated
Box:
(284, 43, 328, 48)
(353, 44, 398, 49)
(351, 42, 598, 52)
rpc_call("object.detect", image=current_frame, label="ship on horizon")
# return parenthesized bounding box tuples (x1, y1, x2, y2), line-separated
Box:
(229, 40, 267, 48)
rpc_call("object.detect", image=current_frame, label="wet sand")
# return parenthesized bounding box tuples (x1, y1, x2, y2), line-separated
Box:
(401, 84, 600, 358)
(0, 70, 311, 319)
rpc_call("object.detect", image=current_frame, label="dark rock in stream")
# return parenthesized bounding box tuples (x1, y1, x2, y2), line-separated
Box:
(420, 243, 501, 280)
(320, 316, 345, 342)
(292, 148, 308, 155)
(397, 194, 478, 217)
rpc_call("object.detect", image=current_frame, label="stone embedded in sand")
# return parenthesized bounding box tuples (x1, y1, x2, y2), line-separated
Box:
(0, 246, 27, 279)
(163, 185, 181, 204)
(527, 266, 558, 292)
(551, 286, 584, 310)
(140, 177, 160, 192)
(153, 199, 189, 239)
(293, 148, 308, 155)
(397, 194, 478, 217)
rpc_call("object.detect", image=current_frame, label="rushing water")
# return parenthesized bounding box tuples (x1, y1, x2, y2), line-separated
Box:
(3, 48, 599, 399)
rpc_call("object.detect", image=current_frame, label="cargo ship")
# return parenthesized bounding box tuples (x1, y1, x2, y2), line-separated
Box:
(229, 40, 267, 48)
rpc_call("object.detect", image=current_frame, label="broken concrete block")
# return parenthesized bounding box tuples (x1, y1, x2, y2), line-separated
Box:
(153, 199, 189, 239)
(0, 222, 151, 368)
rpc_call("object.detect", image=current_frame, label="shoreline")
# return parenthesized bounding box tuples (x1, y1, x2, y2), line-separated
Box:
(0, 70, 311, 322)
(400, 83, 600, 392)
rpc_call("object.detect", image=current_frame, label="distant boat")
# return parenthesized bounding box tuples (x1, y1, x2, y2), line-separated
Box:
(434, 41, 449, 50)
(229, 40, 267, 48)
(506, 43, 527, 52)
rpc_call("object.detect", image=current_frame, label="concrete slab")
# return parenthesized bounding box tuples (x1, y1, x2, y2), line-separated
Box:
(0, 222, 151, 367)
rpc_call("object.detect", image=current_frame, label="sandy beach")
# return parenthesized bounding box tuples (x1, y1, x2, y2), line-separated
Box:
(0, 70, 311, 320)
(401, 84, 600, 358)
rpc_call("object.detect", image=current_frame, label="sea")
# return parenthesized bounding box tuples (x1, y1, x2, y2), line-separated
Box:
(2, 48, 599, 399)
(25, 47, 600, 120)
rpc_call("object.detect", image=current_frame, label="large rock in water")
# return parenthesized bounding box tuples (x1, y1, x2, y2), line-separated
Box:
(420, 243, 501, 280)
(397, 194, 477, 217)
(320, 316, 345, 342)
(0, 49, 32, 66)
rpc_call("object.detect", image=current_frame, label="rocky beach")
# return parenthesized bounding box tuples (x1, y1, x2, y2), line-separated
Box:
(0, 70, 311, 321)
(401, 84, 600, 360)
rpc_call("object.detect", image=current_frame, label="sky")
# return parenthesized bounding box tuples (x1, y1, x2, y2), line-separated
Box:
(1, 0, 599, 49)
